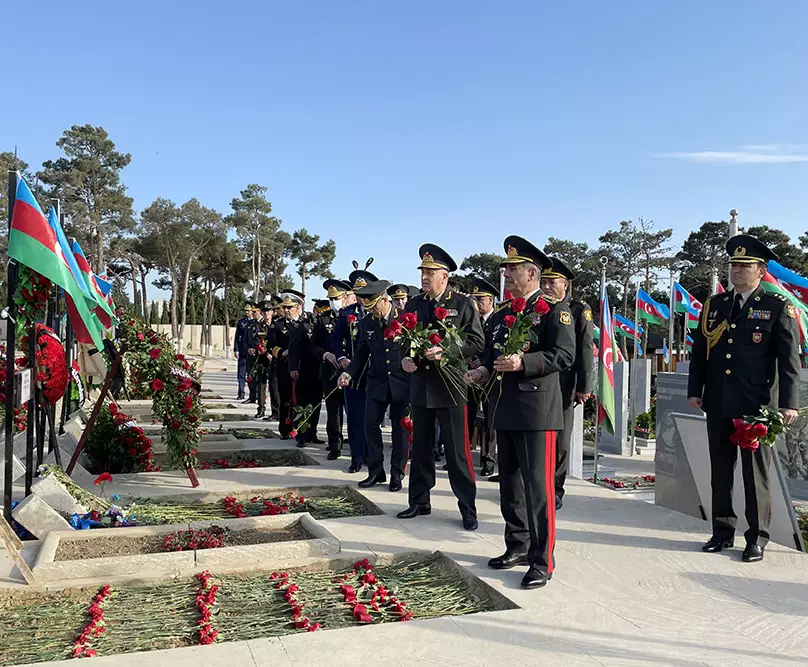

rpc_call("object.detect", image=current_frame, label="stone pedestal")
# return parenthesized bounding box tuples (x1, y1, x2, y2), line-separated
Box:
(570, 404, 584, 479)
(600, 361, 630, 455)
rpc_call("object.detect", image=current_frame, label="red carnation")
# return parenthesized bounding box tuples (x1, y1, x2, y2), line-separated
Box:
(401, 312, 418, 330)
(534, 298, 550, 316)
(290, 429, 298, 438)
(427, 332, 443, 345)
(400, 416, 414, 433)
(752, 423, 768, 438)
(503, 314, 517, 328)
(94, 472, 113, 485)
(348, 314, 357, 323)
(136, 331, 145, 342)
(384, 320, 402, 340)
(149, 348, 162, 360)
(151, 379, 165, 391)
(434, 307, 448, 320)
(36, 371, 47, 383)
(511, 297, 526, 313)
(109, 403, 119, 416)
(171, 420, 182, 430)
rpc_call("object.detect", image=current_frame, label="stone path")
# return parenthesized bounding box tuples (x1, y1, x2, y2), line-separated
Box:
(2, 368, 807, 666)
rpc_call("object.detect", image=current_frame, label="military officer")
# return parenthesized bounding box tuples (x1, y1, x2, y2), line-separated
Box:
(339, 280, 410, 492)
(331, 270, 377, 473)
(468, 277, 499, 478)
(540, 257, 594, 510)
(266, 294, 283, 420)
(245, 302, 263, 403)
(388, 284, 410, 311)
(252, 301, 275, 419)
(688, 234, 800, 563)
(234, 301, 256, 400)
(397, 244, 485, 530)
(272, 290, 305, 439)
(289, 298, 326, 446)
(319, 280, 352, 459)
(465, 236, 576, 588)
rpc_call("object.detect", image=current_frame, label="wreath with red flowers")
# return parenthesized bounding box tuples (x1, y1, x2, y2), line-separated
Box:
(34, 324, 69, 404)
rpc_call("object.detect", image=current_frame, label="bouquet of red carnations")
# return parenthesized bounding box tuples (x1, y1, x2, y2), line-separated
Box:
(731, 406, 808, 452)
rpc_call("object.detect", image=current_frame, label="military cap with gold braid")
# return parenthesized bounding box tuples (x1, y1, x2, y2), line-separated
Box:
(355, 280, 392, 309)
(500, 235, 550, 269)
(258, 300, 273, 311)
(471, 277, 499, 298)
(387, 283, 409, 300)
(348, 269, 379, 291)
(418, 243, 457, 272)
(323, 278, 352, 299)
(726, 234, 778, 265)
(279, 289, 304, 307)
(313, 299, 331, 315)
(542, 256, 575, 281)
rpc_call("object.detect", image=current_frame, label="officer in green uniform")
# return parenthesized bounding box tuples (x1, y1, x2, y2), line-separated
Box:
(688, 234, 800, 563)
(465, 235, 576, 589)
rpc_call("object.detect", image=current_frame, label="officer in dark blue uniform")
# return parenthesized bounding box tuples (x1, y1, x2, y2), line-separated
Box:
(318, 280, 352, 459)
(469, 277, 500, 478)
(234, 301, 256, 401)
(466, 236, 576, 589)
(339, 280, 410, 492)
(331, 270, 377, 473)
(688, 234, 800, 563)
(289, 299, 326, 447)
(397, 244, 485, 530)
(272, 290, 305, 439)
(541, 257, 594, 510)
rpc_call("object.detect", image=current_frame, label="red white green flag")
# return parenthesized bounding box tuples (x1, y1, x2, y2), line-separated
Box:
(597, 282, 616, 433)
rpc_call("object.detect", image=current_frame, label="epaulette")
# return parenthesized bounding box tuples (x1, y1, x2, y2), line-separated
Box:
(495, 300, 512, 313)
(543, 295, 561, 305)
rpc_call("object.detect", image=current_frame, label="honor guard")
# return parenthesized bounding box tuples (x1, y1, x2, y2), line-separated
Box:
(397, 244, 485, 530)
(339, 280, 411, 492)
(688, 234, 800, 562)
(320, 280, 352, 459)
(466, 235, 575, 588)
(288, 298, 326, 446)
(252, 301, 275, 419)
(540, 257, 594, 510)
(234, 301, 256, 401)
(331, 269, 378, 473)
(272, 290, 305, 439)
(469, 277, 500, 478)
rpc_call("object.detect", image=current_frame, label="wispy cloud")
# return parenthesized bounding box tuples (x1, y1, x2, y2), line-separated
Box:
(658, 144, 808, 164)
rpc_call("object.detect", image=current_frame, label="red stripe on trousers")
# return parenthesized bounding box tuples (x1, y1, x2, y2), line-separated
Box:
(545, 431, 557, 574)
(462, 405, 476, 483)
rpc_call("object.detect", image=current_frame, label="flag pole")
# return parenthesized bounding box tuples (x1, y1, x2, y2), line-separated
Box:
(594, 257, 608, 481)
(629, 281, 639, 457)
(728, 209, 739, 291)
(3, 172, 19, 523)
(710, 265, 719, 294)
(668, 274, 676, 370)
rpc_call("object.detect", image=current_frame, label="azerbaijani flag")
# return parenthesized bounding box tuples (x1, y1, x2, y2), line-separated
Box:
(767, 260, 808, 306)
(637, 289, 670, 324)
(685, 295, 703, 329)
(663, 339, 670, 366)
(685, 334, 694, 351)
(597, 283, 616, 433)
(614, 313, 643, 338)
(762, 271, 808, 350)
(8, 174, 104, 350)
(716, 282, 726, 294)
(72, 240, 115, 329)
(673, 282, 699, 316)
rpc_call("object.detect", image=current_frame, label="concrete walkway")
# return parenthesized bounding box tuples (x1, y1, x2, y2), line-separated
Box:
(3, 369, 807, 666)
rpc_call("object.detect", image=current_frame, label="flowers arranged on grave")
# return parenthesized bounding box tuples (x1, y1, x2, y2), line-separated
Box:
(333, 559, 414, 624)
(85, 403, 157, 474)
(119, 318, 203, 482)
(33, 324, 68, 404)
(195, 571, 219, 645)
(199, 456, 261, 470)
(386, 309, 469, 402)
(272, 571, 322, 631)
(72, 584, 113, 658)
(163, 526, 228, 552)
(589, 474, 656, 490)
(223, 492, 307, 519)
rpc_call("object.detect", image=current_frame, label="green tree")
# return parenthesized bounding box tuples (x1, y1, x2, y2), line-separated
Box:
(746, 225, 807, 274)
(676, 221, 729, 300)
(459, 253, 502, 291)
(289, 228, 336, 299)
(543, 238, 602, 308)
(160, 301, 170, 325)
(262, 229, 293, 296)
(39, 125, 134, 272)
(149, 301, 160, 325)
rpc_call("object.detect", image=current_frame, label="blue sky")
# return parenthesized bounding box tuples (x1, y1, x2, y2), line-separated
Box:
(5, 1, 808, 300)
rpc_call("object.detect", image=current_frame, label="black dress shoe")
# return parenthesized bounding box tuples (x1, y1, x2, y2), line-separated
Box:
(389, 478, 402, 492)
(327, 451, 340, 460)
(296, 440, 306, 448)
(487, 551, 529, 570)
(396, 503, 431, 519)
(255, 411, 265, 419)
(309, 438, 325, 445)
(488, 474, 500, 483)
(242, 398, 254, 404)
(742, 544, 764, 562)
(480, 465, 494, 477)
(521, 566, 552, 589)
(358, 471, 386, 488)
(555, 497, 563, 511)
(279, 434, 290, 441)
(348, 464, 362, 473)
(462, 516, 478, 531)
(702, 536, 734, 553)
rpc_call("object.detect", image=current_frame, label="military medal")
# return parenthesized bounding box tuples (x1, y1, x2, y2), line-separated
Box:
(752, 332, 763, 343)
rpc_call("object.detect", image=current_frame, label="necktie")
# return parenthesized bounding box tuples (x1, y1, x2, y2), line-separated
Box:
(730, 293, 743, 320)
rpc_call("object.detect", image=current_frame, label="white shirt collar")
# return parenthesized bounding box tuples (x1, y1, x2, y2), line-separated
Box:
(522, 287, 542, 302)
(481, 310, 493, 323)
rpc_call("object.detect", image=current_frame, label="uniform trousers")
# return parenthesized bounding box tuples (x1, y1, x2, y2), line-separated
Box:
(247, 354, 258, 402)
(707, 416, 772, 546)
(268, 362, 280, 417)
(237, 357, 248, 398)
(255, 363, 269, 415)
(344, 387, 366, 467)
(277, 363, 293, 438)
(555, 403, 574, 502)
(409, 405, 476, 517)
(325, 387, 344, 452)
(468, 400, 496, 470)
(365, 388, 408, 480)
(498, 429, 558, 573)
